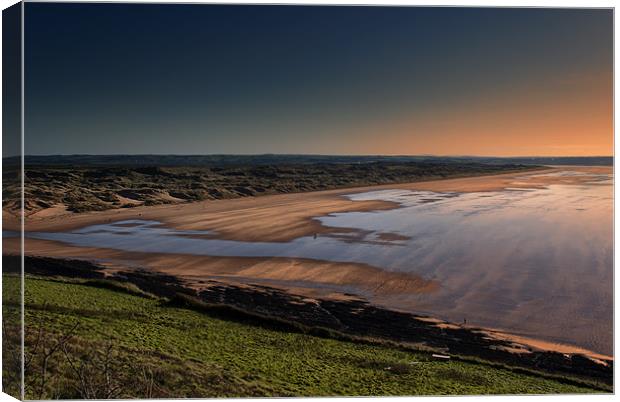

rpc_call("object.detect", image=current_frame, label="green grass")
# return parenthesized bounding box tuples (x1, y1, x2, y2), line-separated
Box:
(7, 275, 605, 398)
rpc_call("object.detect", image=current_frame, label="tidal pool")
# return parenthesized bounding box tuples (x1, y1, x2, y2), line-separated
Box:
(22, 170, 613, 354)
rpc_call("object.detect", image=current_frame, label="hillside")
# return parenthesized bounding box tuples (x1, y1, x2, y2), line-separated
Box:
(2, 273, 609, 399)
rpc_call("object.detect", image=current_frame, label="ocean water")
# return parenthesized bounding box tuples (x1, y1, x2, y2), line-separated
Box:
(21, 170, 613, 354)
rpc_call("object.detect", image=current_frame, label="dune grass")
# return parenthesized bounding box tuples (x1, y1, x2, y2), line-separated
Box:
(6, 275, 604, 398)
(8, 162, 537, 214)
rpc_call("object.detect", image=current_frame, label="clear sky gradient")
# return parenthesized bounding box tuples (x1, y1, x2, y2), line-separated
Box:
(23, 4, 612, 156)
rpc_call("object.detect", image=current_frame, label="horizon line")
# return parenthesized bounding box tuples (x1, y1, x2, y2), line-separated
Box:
(4, 153, 615, 159)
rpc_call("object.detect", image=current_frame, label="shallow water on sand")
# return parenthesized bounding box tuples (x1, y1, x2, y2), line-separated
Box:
(22, 170, 613, 354)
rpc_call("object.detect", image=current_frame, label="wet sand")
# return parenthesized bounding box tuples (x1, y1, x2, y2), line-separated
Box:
(7, 237, 439, 297)
(5, 166, 569, 239)
(6, 166, 613, 361)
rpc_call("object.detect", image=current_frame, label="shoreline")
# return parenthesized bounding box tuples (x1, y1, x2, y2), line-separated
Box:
(6, 236, 613, 362)
(5, 166, 614, 362)
(8, 166, 556, 237)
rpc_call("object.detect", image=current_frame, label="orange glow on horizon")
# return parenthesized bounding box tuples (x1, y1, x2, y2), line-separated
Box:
(344, 69, 612, 157)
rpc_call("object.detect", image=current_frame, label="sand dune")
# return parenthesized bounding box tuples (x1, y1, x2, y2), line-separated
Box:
(7, 166, 576, 240)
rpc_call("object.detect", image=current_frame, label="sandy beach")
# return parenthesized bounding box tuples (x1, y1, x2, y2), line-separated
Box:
(8, 166, 603, 237)
(6, 166, 613, 361)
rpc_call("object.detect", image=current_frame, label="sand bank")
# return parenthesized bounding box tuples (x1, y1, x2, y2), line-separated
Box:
(8, 238, 439, 298)
(10, 166, 607, 243)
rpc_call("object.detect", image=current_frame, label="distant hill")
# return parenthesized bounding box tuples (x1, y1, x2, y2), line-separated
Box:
(3, 154, 614, 167)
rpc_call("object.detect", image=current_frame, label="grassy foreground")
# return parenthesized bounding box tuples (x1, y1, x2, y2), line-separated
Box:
(6, 275, 604, 398)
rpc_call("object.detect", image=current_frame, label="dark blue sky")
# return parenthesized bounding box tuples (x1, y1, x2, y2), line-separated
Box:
(23, 4, 612, 156)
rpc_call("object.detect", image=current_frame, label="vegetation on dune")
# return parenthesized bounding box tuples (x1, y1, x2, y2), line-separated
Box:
(3, 161, 538, 214)
(3, 275, 606, 399)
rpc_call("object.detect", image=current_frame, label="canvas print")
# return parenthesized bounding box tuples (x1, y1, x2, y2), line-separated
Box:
(2, 3, 614, 399)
